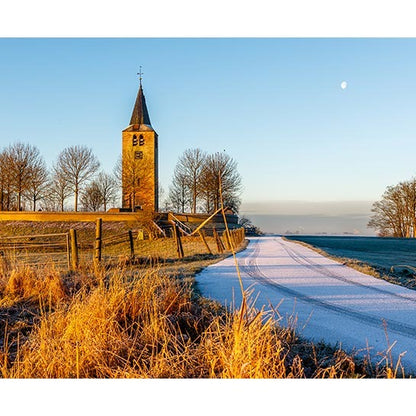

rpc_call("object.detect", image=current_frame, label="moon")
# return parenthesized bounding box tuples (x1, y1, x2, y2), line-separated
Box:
(341, 81, 348, 90)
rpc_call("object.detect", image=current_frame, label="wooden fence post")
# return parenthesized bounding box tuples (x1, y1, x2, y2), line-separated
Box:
(173, 224, 184, 259)
(70, 229, 79, 270)
(128, 229, 135, 259)
(177, 225, 185, 259)
(237, 228, 242, 245)
(94, 218, 102, 264)
(221, 231, 228, 250)
(213, 228, 224, 254)
(198, 229, 212, 255)
(222, 230, 231, 250)
(66, 233, 71, 271)
(231, 229, 237, 248)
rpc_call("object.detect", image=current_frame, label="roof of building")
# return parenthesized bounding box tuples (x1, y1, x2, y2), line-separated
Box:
(129, 83, 153, 129)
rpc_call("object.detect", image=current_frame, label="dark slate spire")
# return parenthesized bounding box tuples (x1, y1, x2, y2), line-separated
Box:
(129, 83, 152, 127)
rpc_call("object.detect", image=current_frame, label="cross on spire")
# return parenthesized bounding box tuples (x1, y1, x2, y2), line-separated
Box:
(137, 66, 144, 86)
(130, 68, 151, 126)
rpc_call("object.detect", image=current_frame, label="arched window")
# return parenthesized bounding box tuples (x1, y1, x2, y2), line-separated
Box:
(139, 135, 145, 146)
(132, 135, 138, 146)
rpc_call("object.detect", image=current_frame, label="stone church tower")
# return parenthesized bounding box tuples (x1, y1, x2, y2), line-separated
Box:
(122, 78, 158, 212)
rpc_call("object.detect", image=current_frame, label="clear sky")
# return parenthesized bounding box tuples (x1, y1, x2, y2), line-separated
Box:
(1, 38, 415, 232)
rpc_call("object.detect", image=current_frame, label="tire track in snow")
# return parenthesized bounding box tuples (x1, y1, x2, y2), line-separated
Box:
(276, 238, 416, 304)
(240, 238, 416, 340)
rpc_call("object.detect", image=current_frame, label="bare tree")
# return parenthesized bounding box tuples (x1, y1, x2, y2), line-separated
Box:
(5, 142, 44, 211)
(49, 168, 71, 211)
(175, 148, 207, 213)
(368, 179, 416, 237)
(200, 152, 242, 213)
(55, 145, 100, 211)
(26, 156, 49, 211)
(0, 149, 14, 210)
(238, 216, 253, 228)
(95, 171, 118, 211)
(80, 181, 103, 211)
(168, 149, 242, 214)
(168, 167, 189, 213)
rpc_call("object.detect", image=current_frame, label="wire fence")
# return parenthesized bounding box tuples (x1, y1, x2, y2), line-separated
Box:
(0, 223, 246, 271)
(0, 233, 70, 269)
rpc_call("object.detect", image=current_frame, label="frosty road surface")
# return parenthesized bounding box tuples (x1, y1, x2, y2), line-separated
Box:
(196, 236, 416, 372)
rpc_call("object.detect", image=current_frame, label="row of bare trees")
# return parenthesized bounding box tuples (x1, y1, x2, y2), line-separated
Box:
(167, 148, 242, 214)
(0, 142, 118, 212)
(368, 178, 416, 237)
(0, 142, 243, 214)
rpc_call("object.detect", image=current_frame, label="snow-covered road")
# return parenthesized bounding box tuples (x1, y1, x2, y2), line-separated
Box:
(196, 236, 416, 372)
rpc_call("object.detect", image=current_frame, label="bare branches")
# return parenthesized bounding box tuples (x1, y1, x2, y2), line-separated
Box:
(168, 149, 242, 214)
(0, 142, 120, 213)
(96, 172, 118, 212)
(201, 151, 242, 212)
(81, 172, 118, 212)
(368, 179, 416, 237)
(80, 181, 103, 212)
(26, 155, 49, 211)
(4, 142, 45, 211)
(0, 149, 14, 210)
(180, 148, 207, 213)
(169, 165, 190, 213)
(55, 146, 100, 212)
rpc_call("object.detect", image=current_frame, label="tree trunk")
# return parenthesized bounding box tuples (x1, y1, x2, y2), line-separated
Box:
(74, 185, 78, 212)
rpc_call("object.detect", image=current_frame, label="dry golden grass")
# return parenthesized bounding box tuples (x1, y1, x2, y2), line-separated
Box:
(103, 235, 225, 261)
(0, 226, 409, 379)
(1, 264, 66, 307)
(0, 250, 408, 378)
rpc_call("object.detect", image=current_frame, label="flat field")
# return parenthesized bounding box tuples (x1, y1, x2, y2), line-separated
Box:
(285, 235, 416, 289)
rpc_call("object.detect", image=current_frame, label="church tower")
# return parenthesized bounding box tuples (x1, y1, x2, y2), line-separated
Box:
(122, 75, 158, 212)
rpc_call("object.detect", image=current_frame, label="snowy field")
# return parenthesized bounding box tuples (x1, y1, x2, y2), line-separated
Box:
(196, 236, 416, 373)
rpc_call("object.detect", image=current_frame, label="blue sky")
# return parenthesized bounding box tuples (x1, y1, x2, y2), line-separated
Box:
(1, 38, 416, 230)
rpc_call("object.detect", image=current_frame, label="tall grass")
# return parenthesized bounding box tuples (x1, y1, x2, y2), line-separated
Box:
(0, 255, 407, 378)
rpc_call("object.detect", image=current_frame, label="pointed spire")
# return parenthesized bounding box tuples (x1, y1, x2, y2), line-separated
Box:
(129, 82, 152, 127)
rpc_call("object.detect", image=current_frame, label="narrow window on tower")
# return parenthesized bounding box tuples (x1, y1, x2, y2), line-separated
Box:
(139, 135, 145, 146)
(135, 151, 143, 159)
(132, 135, 138, 146)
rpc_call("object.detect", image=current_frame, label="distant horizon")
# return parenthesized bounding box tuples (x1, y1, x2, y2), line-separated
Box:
(240, 200, 375, 235)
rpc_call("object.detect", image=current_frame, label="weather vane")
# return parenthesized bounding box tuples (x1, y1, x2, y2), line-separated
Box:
(137, 66, 144, 86)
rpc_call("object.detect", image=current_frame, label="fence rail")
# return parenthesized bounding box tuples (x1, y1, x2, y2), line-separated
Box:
(0, 220, 246, 271)
(0, 232, 70, 269)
